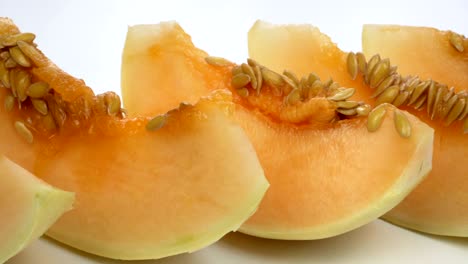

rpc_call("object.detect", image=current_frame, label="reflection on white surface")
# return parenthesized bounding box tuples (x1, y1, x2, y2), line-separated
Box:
(7, 220, 468, 264)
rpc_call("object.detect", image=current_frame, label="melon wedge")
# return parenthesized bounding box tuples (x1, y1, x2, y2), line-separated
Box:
(0, 155, 74, 264)
(121, 22, 435, 239)
(0, 18, 268, 259)
(362, 25, 468, 236)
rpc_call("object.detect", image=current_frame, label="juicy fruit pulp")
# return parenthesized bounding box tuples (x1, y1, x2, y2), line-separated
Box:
(0, 155, 74, 264)
(121, 22, 435, 239)
(363, 25, 468, 236)
(0, 18, 268, 259)
(248, 20, 467, 237)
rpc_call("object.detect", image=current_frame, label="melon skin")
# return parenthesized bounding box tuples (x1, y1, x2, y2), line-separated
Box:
(121, 21, 436, 240)
(362, 25, 468, 237)
(0, 18, 269, 260)
(0, 155, 74, 264)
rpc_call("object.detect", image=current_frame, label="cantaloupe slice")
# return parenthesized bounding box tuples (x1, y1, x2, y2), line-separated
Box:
(121, 22, 435, 239)
(0, 155, 74, 264)
(0, 18, 268, 259)
(362, 25, 468, 236)
(247, 20, 467, 237)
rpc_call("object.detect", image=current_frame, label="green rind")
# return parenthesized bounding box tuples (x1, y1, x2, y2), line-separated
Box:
(0, 156, 74, 263)
(46, 176, 268, 260)
(239, 115, 434, 240)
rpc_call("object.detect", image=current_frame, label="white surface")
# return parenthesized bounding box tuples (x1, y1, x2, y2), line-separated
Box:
(2, 0, 468, 263)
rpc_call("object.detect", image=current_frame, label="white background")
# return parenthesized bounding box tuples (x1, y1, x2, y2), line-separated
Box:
(2, 0, 468, 263)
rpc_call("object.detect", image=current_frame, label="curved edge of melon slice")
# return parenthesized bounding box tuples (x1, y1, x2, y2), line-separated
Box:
(42, 90, 269, 260)
(0, 155, 74, 263)
(239, 109, 434, 240)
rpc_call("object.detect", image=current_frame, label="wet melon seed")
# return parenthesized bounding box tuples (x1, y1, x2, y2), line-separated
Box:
(31, 98, 48, 115)
(367, 104, 387, 132)
(346, 52, 358, 80)
(356, 52, 367, 74)
(205, 56, 231, 67)
(27, 81, 49, 98)
(327, 88, 355, 101)
(14, 121, 33, 144)
(231, 73, 251, 89)
(394, 109, 412, 138)
(445, 98, 465, 126)
(9, 46, 32, 67)
(4, 95, 14, 111)
(146, 114, 168, 131)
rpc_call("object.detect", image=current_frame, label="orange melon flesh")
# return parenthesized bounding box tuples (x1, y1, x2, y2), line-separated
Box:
(0, 155, 74, 263)
(122, 22, 231, 116)
(0, 18, 268, 259)
(363, 25, 468, 236)
(121, 22, 435, 239)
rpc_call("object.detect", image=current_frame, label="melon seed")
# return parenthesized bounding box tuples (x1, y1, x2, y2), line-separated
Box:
(2, 33, 36, 46)
(0, 62, 10, 88)
(346, 52, 358, 80)
(17, 41, 41, 66)
(445, 98, 465, 126)
(449, 32, 465, 52)
(31, 99, 48, 115)
(393, 90, 410, 107)
(413, 94, 428, 111)
(27, 81, 49, 98)
(15, 70, 31, 102)
(241, 63, 257, 90)
(231, 65, 243, 76)
(4, 57, 18, 68)
(231, 73, 251, 89)
(236, 87, 250, 97)
(283, 70, 300, 86)
(369, 59, 390, 88)
(254, 65, 262, 95)
(307, 73, 320, 86)
(14, 121, 33, 144)
(261, 67, 285, 87)
(367, 104, 387, 132)
(356, 104, 371, 116)
(285, 88, 301, 105)
(4, 95, 14, 111)
(146, 114, 168, 131)
(336, 100, 360, 109)
(327, 88, 355, 101)
(440, 94, 459, 120)
(376, 85, 399, 105)
(426, 81, 437, 115)
(205, 56, 231, 67)
(364, 54, 381, 84)
(431, 85, 446, 120)
(371, 74, 398, 98)
(42, 113, 57, 131)
(9, 46, 32, 67)
(356, 52, 367, 74)
(394, 109, 412, 138)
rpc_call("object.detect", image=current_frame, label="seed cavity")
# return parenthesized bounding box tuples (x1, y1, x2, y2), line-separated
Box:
(14, 121, 33, 144)
(146, 114, 168, 131)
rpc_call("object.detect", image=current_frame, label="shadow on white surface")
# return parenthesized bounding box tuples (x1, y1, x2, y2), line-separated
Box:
(7, 220, 467, 264)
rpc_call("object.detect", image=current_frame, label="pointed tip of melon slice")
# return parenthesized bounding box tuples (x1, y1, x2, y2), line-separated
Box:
(0, 155, 74, 263)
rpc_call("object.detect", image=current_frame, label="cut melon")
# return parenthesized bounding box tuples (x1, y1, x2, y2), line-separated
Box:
(363, 25, 468, 236)
(0, 155, 74, 264)
(0, 18, 268, 259)
(121, 22, 435, 239)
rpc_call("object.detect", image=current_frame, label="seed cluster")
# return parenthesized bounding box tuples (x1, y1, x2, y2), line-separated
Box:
(347, 52, 468, 134)
(206, 56, 372, 122)
(0, 32, 125, 143)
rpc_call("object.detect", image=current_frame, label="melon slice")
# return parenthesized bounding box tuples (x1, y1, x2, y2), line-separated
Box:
(0, 155, 74, 263)
(362, 25, 468, 236)
(121, 22, 435, 239)
(0, 18, 268, 259)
